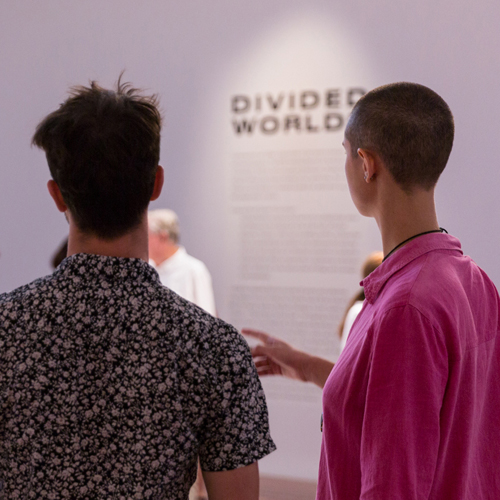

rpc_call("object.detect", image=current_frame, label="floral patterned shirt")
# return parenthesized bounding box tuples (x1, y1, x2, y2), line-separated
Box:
(0, 254, 275, 499)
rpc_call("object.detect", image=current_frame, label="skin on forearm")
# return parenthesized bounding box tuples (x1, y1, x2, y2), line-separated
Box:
(202, 462, 259, 500)
(303, 355, 334, 389)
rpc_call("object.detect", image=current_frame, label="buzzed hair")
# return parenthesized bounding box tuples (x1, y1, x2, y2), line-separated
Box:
(345, 82, 454, 191)
(148, 209, 180, 244)
(32, 77, 162, 239)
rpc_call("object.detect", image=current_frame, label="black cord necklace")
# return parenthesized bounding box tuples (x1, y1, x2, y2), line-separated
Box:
(383, 227, 448, 262)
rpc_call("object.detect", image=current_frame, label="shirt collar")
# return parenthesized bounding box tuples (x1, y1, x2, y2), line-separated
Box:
(361, 233, 463, 304)
(154, 246, 187, 272)
(56, 253, 161, 284)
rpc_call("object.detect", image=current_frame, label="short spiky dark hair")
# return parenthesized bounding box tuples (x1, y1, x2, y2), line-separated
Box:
(345, 82, 454, 191)
(32, 77, 162, 239)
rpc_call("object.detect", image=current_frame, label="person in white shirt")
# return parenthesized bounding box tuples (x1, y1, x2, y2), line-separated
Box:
(337, 251, 383, 352)
(148, 209, 216, 316)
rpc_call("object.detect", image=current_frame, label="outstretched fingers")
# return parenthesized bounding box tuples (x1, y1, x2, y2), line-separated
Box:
(251, 344, 270, 357)
(241, 328, 274, 345)
(253, 356, 282, 377)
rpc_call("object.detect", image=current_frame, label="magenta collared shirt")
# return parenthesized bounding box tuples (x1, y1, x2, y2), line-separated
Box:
(317, 234, 500, 500)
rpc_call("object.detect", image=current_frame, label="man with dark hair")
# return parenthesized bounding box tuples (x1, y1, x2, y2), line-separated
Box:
(245, 82, 500, 499)
(0, 79, 275, 499)
(33, 80, 163, 240)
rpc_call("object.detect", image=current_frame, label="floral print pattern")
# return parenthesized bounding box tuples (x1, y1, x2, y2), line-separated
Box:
(0, 254, 275, 499)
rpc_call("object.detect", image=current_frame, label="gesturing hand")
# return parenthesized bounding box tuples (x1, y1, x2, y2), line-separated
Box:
(241, 329, 311, 382)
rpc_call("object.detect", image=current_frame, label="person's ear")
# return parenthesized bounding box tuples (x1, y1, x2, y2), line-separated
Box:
(47, 180, 68, 212)
(357, 148, 377, 183)
(150, 165, 164, 201)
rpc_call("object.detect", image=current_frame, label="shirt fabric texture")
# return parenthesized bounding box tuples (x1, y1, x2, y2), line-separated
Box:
(0, 254, 275, 499)
(317, 233, 500, 500)
(152, 247, 216, 317)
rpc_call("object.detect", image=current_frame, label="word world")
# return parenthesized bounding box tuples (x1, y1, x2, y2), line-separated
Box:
(231, 88, 366, 136)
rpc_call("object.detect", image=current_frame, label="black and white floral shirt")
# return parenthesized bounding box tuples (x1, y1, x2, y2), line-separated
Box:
(0, 254, 275, 499)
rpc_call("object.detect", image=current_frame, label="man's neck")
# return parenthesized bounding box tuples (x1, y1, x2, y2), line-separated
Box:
(67, 215, 149, 262)
(150, 244, 179, 266)
(374, 185, 440, 259)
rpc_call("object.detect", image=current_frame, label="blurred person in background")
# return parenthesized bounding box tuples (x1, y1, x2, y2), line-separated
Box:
(337, 251, 383, 353)
(149, 209, 216, 317)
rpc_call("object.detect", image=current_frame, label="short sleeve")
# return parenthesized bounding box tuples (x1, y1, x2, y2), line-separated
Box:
(198, 323, 276, 471)
(360, 305, 448, 499)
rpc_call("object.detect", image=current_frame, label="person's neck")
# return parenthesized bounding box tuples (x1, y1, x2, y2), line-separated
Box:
(374, 185, 440, 259)
(150, 243, 179, 266)
(67, 216, 149, 262)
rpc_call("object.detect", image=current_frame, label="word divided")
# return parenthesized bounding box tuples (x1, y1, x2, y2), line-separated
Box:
(231, 88, 366, 135)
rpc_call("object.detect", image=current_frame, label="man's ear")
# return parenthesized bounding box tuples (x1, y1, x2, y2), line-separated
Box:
(47, 180, 68, 212)
(357, 148, 378, 183)
(150, 165, 164, 201)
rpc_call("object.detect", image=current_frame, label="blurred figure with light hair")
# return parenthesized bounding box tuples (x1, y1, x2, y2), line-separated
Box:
(338, 251, 384, 352)
(148, 209, 216, 316)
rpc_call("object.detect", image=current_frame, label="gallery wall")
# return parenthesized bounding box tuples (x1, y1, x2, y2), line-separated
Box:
(1, 0, 499, 481)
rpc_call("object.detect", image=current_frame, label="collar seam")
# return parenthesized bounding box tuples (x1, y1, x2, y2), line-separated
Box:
(364, 241, 461, 303)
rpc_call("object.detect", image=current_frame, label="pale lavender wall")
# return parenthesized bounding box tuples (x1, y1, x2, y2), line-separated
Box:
(1, 0, 499, 480)
(1, 1, 499, 296)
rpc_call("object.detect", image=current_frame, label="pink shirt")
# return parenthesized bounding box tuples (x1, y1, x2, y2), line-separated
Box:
(317, 234, 500, 499)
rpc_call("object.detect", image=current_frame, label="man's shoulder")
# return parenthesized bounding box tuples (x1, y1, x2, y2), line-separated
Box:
(153, 284, 234, 334)
(0, 274, 55, 308)
(152, 287, 249, 368)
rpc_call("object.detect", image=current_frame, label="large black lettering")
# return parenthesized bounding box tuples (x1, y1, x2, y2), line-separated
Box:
(300, 90, 320, 109)
(305, 116, 319, 132)
(266, 93, 284, 110)
(255, 95, 262, 111)
(326, 89, 340, 108)
(325, 113, 344, 131)
(347, 88, 366, 106)
(231, 95, 251, 113)
(260, 116, 279, 134)
(284, 115, 301, 131)
(232, 119, 257, 134)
